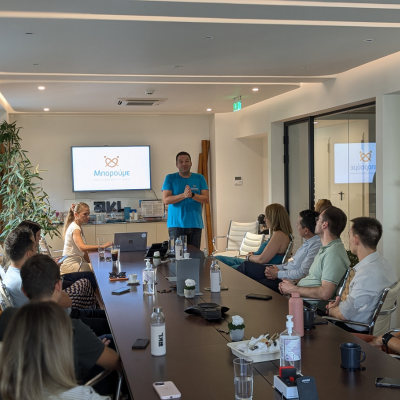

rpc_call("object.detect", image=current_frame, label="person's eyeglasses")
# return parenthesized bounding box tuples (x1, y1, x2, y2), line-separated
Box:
(109, 272, 126, 278)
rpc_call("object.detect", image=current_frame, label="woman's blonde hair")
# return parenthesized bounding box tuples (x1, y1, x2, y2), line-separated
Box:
(0, 302, 77, 400)
(63, 202, 89, 239)
(315, 199, 332, 214)
(265, 203, 293, 236)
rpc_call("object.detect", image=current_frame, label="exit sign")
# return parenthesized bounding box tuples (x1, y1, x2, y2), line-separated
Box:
(233, 100, 242, 112)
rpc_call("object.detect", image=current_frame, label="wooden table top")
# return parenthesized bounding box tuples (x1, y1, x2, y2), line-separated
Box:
(90, 247, 400, 400)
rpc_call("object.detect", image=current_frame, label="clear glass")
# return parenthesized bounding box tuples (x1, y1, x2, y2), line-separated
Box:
(233, 358, 253, 400)
(97, 237, 105, 261)
(287, 122, 310, 253)
(111, 244, 120, 262)
(314, 104, 376, 248)
(168, 236, 175, 254)
(180, 235, 187, 252)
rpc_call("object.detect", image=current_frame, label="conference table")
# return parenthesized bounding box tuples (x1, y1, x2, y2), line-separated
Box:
(89, 247, 400, 399)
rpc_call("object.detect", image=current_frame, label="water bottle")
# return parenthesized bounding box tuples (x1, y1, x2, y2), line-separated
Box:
(151, 306, 166, 356)
(142, 259, 155, 295)
(175, 237, 183, 260)
(210, 260, 221, 292)
(280, 315, 301, 374)
(288, 292, 304, 337)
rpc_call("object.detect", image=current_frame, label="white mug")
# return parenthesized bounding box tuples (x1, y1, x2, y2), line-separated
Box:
(184, 253, 190, 259)
(129, 273, 138, 283)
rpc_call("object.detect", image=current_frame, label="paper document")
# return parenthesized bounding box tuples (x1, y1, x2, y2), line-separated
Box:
(140, 200, 164, 217)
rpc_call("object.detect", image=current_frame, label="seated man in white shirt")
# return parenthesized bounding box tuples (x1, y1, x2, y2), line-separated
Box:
(258, 210, 322, 293)
(326, 217, 397, 333)
(3, 226, 71, 308)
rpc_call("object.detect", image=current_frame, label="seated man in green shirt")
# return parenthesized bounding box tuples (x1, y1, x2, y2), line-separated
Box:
(279, 206, 350, 301)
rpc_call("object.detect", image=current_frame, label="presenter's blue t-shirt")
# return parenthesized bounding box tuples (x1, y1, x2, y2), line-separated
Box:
(162, 172, 209, 229)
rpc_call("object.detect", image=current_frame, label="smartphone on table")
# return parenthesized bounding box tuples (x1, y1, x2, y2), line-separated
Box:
(132, 339, 149, 349)
(111, 287, 130, 295)
(246, 293, 272, 301)
(375, 377, 400, 388)
(153, 381, 181, 399)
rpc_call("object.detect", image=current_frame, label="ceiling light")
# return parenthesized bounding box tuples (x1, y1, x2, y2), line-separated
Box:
(173, 65, 182, 68)
(44, 108, 49, 111)
(203, 36, 214, 40)
(252, 88, 259, 91)
(207, 108, 212, 111)
(364, 39, 374, 42)
(33, 63, 39, 66)
(38, 86, 45, 90)
(314, 121, 318, 124)
(25, 32, 33, 35)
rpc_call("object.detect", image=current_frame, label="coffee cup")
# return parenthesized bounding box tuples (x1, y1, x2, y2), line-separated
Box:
(340, 342, 366, 370)
(184, 253, 190, 259)
(129, 274, 138, 283)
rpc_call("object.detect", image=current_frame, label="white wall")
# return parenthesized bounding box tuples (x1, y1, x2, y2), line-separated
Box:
(10, 114, 211, 213)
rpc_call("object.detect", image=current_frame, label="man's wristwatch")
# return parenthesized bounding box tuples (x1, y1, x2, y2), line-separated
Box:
(382, 332, 394, 347)
(246, 254, 251, 262)
(192, 192, 195, 198)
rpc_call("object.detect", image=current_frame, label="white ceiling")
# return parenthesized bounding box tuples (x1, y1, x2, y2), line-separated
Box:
(1, 0, 400, 114)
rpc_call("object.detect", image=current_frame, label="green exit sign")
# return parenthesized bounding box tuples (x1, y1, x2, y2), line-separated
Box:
(233, 100, 242, 112)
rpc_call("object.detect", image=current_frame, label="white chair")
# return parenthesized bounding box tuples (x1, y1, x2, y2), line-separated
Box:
(238, 232, 265, 256)
(212, 220, 259, 256)
(324, 279, 400, 336)
(281, 234, 294, 264)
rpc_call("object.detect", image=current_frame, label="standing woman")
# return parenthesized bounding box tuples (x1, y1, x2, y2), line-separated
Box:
(0, 301, 109, 400)
(61, 203, 112, 274)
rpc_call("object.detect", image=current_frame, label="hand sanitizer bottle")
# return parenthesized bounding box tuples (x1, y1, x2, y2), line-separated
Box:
(175, 237, 183, 260)
(210, 260, 221, 292)
(142, 259, 155, 295)
(151, 306, 166, 356)
(280, 315, 301, 374)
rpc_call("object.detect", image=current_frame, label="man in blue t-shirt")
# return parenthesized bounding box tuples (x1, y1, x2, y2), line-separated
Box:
(162, 151, 209, 249)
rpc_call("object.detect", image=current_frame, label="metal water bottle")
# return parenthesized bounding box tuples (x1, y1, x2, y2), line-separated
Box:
(151, 306, 166, 356)
(210, 260, 221, 292)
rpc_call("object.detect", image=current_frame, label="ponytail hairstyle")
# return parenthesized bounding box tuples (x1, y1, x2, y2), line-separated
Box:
(62, 202, 89, 239)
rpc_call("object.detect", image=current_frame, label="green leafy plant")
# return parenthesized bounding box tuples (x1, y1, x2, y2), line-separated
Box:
(346, 250, 359, 268)
(0, 120, 59, 240)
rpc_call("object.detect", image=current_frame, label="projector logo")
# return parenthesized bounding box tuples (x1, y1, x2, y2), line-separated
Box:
(360, 151, 372, 162)
(104, 156, 119, 168)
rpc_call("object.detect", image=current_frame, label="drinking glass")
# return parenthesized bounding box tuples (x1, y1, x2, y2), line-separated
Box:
(111, 244, 120, 262)
(168, 236, 175, 254)
(233, 358, 253, 400)
(97, 237, 105, 261)
(180, 235, 187, 253)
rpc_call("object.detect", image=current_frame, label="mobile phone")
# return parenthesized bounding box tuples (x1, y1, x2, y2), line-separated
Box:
(56, 255, 69, 263)
(246, 293, 272, 301)
(153, 381, 181, 399)
(111, 287, 130, 295)
(204, 286, 229, 291)
(375, 377, 400, 388)
(132, 338, 149, 349)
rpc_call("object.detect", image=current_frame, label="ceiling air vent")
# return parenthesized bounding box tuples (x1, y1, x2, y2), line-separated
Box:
(116, 98, 166, 107)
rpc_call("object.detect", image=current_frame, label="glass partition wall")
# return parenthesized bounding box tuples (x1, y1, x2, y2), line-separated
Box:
(284, 103, 376, 251)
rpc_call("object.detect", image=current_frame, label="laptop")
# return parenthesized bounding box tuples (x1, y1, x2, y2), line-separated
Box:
(114, 232, 148, 252)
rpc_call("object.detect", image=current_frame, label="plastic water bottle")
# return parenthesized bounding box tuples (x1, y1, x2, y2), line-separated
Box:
(151, 306, 166, 356)
(288, 292, 304, 337)
(142, 259, 155, 295)
(210, 260, 221, 292)
(175, 237, 183, 260)
(280, 315, 301, 374)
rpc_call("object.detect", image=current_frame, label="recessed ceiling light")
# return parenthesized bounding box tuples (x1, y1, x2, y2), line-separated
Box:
(364, 39, 374, 42)
(33, 63, 39, 66)
(173, 65, 183, 68)
(44, 108, 49, 111)
(207, 108, 212, 111)
(203, 36, 214, 40)
(38, 86, 45, 90)
(25, 32, 33, 35)
(252, 88, 259, 91)
(301, 66, 309, 69)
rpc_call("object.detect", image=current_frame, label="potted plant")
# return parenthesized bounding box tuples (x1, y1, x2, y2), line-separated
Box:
(153, 251, 162, 267)
(184, 279, 196, 298)
(0, 120, 59, 241)
(228, 315, 245, 341)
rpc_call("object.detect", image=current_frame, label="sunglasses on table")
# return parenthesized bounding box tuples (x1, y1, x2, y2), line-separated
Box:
(109, 272, 126, 278)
